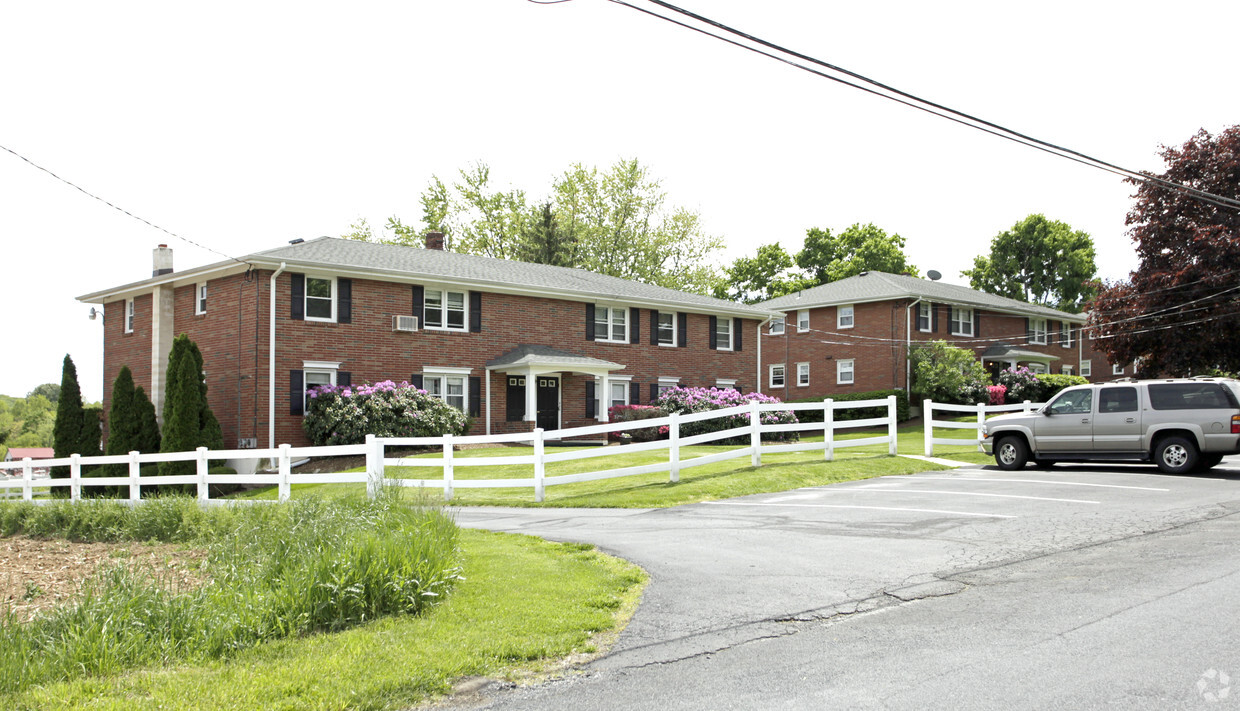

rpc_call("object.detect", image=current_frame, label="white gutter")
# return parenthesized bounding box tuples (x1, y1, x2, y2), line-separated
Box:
(905, 297, 923, 397)
(268, 262, 287, 450)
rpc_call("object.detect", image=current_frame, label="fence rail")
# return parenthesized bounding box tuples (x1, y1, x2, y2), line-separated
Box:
(0, 397, 901, 505)
(923, 398, 1044, 456)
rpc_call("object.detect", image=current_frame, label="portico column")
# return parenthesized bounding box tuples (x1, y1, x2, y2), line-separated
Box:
(524, 368, 537, 422)
(599, 373, 610, 423)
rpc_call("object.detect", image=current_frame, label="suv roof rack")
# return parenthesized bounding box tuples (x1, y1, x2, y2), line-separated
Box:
(1109, 377, 1137, 383)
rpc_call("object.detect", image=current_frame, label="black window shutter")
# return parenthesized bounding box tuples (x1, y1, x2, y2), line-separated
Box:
(1051, 320, 1059, 344)
(629, 307, 640, 344)
(506, 377, 524, 422)
(709, 316, 718, 350)
(650, 383, 659, 402)
(337, 372, 351, 388)
(932, 303, 939, 332)
(629, 381, 640, 405)
(585, 380, 596, 417)
(337, 278, 352, 324)
(1025, 318, 1031, 341)
(586, 304, 596, 341)
(733, 318, 743, 351)
(974, 311, 981, 338)
(678, 312, 688, 347)
(469, 376, 481, 416)
(469, 292, 482, 333)
(734, 383, 743, 392)
(410, 374, 423, 390)
(290, 370, 304, 415)
(650, 310, 659, 345)
(291, 273, 305, 321)
(412, 285, 424, 323)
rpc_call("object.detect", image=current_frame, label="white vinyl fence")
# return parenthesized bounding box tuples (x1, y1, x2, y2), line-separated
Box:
(0, 397, 901, 505)
(922, 399, 1043, 456)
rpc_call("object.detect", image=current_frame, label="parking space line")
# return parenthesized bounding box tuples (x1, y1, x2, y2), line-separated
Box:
(900, 476, 1169, 492)
(763, 493, 821, 503)
(811, 487, 1100, 505)
(702, 501, 1015, 519)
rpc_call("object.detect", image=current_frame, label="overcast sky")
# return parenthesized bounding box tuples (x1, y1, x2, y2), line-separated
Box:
(3, 0, 1237, 402)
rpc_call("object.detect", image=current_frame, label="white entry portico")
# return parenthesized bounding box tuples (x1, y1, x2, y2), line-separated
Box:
(484, 345, 624, 434)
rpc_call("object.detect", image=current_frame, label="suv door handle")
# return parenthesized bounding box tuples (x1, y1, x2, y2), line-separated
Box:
(1125, 417, 1135, 423)
(1081, 418, 1090, 424)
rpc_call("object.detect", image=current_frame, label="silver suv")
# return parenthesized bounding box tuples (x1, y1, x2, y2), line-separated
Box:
(981, 378, 1240, 473)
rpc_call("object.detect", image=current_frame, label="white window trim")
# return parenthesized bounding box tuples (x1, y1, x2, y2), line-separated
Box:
(1062, 321, 1074, 348)
(769, 364, 786, 389)
(1029, 318, 1047, 346)
(715, 316, 733, 351)
(594, 304, 629, 344)
(195, 283, 207, 316)
(1028, 362, 1048, 375)
(304, 275, 337, 323)
(124, 299, 134, 333)
(715, 378, 736, 390)
(837, 359, 855, 385)
(917, 302, 932, 333)
(1062, 365, 1074, 376)
(837, 304, 855, 330)
(597, 374, 632, 411)
(302, 361, 340, 413)
(950, 307, 974, 337)
(423, 367, 473, 412)
(423, 287, 469, 332)
(1081, 360, 1092, 377)
(796, 362, 810, 387)
(797, 309, 810, 333)
(1113, 364, 1125, 376)
(656, 312, 677, 347)
(769, 317, 785, 335)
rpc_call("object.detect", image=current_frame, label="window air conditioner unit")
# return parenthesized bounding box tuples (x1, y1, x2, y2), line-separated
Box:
(392, 315, 419, 332)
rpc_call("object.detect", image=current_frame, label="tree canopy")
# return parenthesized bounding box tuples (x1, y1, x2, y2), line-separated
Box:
(962, 214, 1097, 312)
(1090, 126, 1240, 376)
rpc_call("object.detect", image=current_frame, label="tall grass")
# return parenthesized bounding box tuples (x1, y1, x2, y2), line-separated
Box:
(0, 492, 461, 694)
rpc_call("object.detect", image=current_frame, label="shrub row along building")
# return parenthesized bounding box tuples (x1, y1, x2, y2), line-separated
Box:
(78, 236, 1116, 453)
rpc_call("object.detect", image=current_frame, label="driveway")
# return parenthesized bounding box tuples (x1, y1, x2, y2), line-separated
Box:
(451, 462, 1240, 709)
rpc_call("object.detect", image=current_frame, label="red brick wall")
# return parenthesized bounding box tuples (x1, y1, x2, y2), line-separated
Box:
(102, 294, 152, 442)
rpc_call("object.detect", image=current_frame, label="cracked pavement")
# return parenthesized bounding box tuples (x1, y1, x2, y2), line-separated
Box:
(447, 463, 1240, 709)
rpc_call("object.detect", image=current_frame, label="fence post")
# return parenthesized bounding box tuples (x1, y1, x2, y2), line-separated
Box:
(22, 458, 32, 501)
(669, 412, 681, 483)
(443, 434, 454, 502)
(277, 444, 291, 503)
(128, 451, 141, 503)
(888, 395, 899, 455)
(1022, 399, 1032, 414)
(365, 434, 384, 500)
(533, 428, 545, 503)
(749, 400, 761, 467)
(976, 402, 987, 452)
(824, 399, 835, 462)
(923, 399, 934, 457)
(196, 447, 210, 503)
(70, 454, 81, 501)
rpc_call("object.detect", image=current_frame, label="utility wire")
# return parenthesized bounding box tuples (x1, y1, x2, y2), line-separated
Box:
(603, 0, 1240, 213)
(0, 143, 249, 265)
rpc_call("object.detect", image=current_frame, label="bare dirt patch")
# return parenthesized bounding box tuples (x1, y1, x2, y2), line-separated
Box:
(1, 537, 208, 622)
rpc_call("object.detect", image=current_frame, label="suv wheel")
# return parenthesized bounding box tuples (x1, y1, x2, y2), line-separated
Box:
(1154, 436, 1199, 474)
(995, 437, 1029, 471)
(1197, 453, 1225, 472)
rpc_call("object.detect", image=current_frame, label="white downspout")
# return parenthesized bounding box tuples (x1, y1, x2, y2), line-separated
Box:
(268, 262, 287, 450)
(485, 367, 492, 436)
(757, 316, 773, 394)
(905, 298, 922, 397)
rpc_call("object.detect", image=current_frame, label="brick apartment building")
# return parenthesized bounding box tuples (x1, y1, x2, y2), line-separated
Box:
(77, 237, 773, 451)
(757, 271, 1089, 401)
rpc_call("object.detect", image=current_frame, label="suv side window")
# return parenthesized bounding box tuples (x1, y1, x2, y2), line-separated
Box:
(1147, 383, 1236, 410)
(1098, 387, 1138, 413)
(1048, 389, 1093, 415)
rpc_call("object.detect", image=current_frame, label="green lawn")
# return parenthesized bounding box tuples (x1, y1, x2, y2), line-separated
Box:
(238, 421, 995, 508)
(8, 528, 646, 711)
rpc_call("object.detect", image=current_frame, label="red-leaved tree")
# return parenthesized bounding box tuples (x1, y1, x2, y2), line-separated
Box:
(1089, 126, 1240, 376)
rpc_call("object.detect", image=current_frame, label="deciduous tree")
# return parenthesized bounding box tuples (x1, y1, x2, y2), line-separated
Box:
(713, 243, 810, 303)
(963, 214, 1096, 312)
(797, 223, 918, 284)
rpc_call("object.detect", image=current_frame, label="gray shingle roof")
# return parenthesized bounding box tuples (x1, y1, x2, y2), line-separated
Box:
(250, 238, 772, 316)
(758, 271, 1083, 321)
(486, 345, 623, 370)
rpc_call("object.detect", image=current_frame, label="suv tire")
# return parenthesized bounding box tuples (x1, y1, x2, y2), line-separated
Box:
(995, 436, 1030, 471)
(1154, 436, 1199, 474)
(1197, 453, 1225, 472)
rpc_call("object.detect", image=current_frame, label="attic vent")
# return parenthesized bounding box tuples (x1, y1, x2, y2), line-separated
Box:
(392, 315, 420, 332)
(289, 238, 305, 245)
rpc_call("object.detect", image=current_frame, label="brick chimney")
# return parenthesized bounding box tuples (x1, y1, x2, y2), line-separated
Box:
(425, 231, 445, 251)
(152, 244, 174, 276)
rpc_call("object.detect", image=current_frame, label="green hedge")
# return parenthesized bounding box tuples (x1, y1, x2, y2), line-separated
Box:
(791, 389, 910, 423)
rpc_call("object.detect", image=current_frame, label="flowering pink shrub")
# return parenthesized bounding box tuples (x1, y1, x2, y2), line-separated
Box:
(988, 384, 1007, 406)
(655, 386, 798, 443)
(302, 380, 469, 445)
(608, 404, 665, 442)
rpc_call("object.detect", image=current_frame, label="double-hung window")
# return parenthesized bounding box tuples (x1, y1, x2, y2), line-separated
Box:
(796, 363, 810, 387)
(950, 307, 973, 336)
(917, 302, 932, 332)
(658, 377, 680, 397)
(595, 306, 627, 342)
(609, 380, 629, 408)
(304, 370, 334, 412)
(1081, 360, 1092, 377)
(125, 299, 135, 333)
(769, 364, 785, 388)
(424, 289, 467, 330)
(305, 277, 335, 321)
(195, 284, 207, 315)
(837, 304, 855, 329)
(769, 317, 785, 335)
(715, 317, 732, 350)
(424, 371, 467, 411)
(797, 309, 810, 332)
(1061, 321, 1074, 348)
(837, 359, 855, 385)
(1029, 318, 1047, 345)
(1113, 363, 1125, 376)
(657, 312, 676, 346)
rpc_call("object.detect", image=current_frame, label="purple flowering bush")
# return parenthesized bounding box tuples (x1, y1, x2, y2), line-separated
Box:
(996, 367, 1040, 403)
(987, 384, 1007, 406)
(303, 380, 469, 446)
(655, 386, 798, 443)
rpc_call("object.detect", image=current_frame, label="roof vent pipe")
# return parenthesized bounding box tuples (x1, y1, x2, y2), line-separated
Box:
(152, 244, 173, 277)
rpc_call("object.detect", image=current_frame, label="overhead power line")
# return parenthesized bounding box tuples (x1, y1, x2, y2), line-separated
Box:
(597, 0, 1240, 213)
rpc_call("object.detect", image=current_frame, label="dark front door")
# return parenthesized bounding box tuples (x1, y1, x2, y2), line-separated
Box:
(536, 377, 560, 431)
